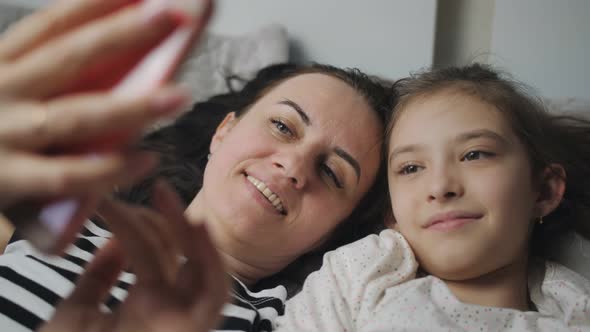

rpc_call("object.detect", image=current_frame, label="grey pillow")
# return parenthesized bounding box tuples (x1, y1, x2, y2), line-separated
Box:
(176, 23, 289, 105)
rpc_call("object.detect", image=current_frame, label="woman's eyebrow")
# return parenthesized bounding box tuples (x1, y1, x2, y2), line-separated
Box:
(278, 99, 310, 125)
(278, 98, 360, 183)
(335, 147, 361, 183)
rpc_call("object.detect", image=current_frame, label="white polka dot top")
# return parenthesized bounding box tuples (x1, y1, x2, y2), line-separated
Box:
(275, 229, 590, 332)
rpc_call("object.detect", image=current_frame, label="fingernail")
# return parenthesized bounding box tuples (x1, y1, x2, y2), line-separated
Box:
(39, 199, 79, 237)
(85, 153, 107, 162)
(151, 87, 191, 115)
(141, 0, 173, 25)
(175, 0, 207, 22)
(142, 0, 207, 26)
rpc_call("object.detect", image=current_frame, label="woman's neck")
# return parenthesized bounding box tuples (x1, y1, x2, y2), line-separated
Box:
(184, 194, 283, 287)
(442, 257, 531, 311)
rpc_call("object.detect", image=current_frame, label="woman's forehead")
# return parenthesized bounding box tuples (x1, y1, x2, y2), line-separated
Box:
(265, 73, 362, 104)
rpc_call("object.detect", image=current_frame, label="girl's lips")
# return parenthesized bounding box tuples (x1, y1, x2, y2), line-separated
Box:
(425, 211, 482, 231)
(427, 217, 479, 231)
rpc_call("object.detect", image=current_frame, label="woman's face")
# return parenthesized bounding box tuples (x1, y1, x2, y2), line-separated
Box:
(190, 73, 383, 266)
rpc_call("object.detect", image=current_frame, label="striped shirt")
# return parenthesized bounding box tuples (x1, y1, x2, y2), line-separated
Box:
(0, 220, 286, 331)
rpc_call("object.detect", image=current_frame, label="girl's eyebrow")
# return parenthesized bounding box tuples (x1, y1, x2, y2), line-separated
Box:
(388, 144, 425, 164)
(455, 129, 509, 145)
(388, 129, 509, 164)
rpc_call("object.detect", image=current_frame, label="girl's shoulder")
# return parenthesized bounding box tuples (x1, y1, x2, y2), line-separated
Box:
(327, 229, 414, 259)
(322, 229, 418, 280)
(530, 259, 590, 322)
(541, 260, 590, 293)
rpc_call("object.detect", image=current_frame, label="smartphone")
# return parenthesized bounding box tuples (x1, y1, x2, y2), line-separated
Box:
(3, 0, 211, 253)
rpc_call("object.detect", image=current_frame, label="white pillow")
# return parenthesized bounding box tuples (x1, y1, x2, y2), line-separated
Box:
(550, 231, 590, 281)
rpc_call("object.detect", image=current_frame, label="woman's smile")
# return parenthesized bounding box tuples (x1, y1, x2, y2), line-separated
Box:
(245, 174, 286, 214)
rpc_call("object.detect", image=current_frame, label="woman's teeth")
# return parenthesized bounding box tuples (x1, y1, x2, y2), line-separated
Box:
(246, 175, 284, 213)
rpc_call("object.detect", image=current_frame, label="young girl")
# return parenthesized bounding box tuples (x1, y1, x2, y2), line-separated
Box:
(273, 64, 590, 331)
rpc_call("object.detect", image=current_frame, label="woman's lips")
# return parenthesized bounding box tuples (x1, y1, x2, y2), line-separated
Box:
(243, 174, 285, 216)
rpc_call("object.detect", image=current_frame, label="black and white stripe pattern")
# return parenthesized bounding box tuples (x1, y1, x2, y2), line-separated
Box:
(0, 220, 286, 332)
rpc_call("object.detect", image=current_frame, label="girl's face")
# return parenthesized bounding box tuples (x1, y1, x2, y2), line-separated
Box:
(387, 90, 542, 281)
(189, 73, 383, 266)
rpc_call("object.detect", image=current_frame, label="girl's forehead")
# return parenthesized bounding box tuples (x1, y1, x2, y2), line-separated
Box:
(389, 91, 514, 145)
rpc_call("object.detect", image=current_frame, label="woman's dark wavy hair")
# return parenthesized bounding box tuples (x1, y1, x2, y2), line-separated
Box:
(387, 63, 590, 259)
(115, 63, 393, 296)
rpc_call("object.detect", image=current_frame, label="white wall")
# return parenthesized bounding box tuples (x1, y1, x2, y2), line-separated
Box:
(434, 0, 495, 67)
(434, 0, 590, 99)
(490, 0, 590, 99)
(208, 0, 437, 80)
(0, 0, 437, 80)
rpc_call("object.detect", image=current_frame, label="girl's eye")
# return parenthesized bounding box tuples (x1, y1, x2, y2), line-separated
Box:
(399, 164, 422, 175)
(461, 150, 494, 161)
(271, 119, 294, 137)
(321, 164, 343, 188)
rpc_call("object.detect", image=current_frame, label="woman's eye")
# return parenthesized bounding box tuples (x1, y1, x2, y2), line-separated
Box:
(461, 150, 494, 161)
(321, 164, 343, 188)
(271, 119, 293, 137)
(398, 164, 422, 175)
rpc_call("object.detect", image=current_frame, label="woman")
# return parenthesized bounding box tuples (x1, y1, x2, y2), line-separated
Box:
(1, 62, 393, 331)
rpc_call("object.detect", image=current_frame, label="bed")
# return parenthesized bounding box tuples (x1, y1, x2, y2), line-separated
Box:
(0, 0, 588, 281)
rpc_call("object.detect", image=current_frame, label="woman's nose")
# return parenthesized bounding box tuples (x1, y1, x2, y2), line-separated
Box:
(273, 155, 307, 190)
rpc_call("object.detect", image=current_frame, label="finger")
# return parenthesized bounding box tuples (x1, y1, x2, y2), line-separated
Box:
(96, 198, 178, 284)
(133, 208, 182, 283)
(49, 194, 101, 255)
(0, 85, 189, 151)
(38, 240, 121, 332)
(0, 3, 178, 98)
(182, 223, 230, 328)
(62, 239, 125, 307)
(152, 181, 228, 310)
(0, 150, 157, 208)
(0, 0, 137, 61)
(151, 180, 200, 258)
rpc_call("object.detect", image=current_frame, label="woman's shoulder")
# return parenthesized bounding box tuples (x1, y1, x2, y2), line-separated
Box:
(222, 276, 287, 331)
(5, 219, 110, 256)
(232, 275, 287, 304)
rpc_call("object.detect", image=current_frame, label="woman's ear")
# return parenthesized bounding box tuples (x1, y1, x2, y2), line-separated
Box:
(536, 164, 566, 218)
(209, 112, 237, 154)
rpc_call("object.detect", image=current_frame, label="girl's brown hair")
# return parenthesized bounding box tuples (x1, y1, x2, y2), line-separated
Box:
(388, 63, 590, 259)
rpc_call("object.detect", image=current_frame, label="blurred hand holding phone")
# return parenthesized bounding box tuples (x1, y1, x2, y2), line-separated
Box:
(2, 0, 213, 253)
